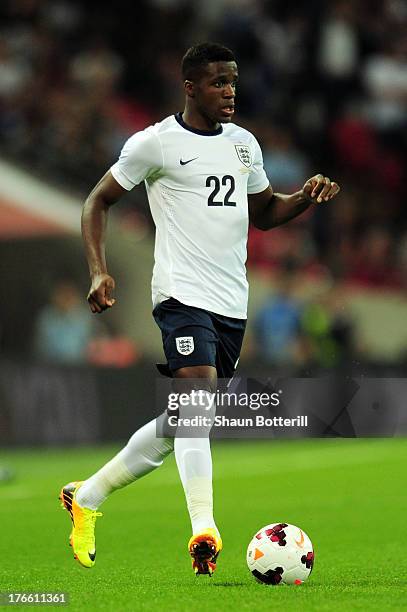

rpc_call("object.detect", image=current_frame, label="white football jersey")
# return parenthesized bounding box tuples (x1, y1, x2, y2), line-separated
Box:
(110, 113, 269, 319)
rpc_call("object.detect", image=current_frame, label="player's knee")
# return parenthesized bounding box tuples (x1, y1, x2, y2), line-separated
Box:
(172, 364, 217, 394)
(177, 389, 216, 436)
(166, 388, 216, 436)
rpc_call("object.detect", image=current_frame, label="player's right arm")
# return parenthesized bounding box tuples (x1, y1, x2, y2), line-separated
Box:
(81, 171, 127, 313)
(82, 127, 162, 313)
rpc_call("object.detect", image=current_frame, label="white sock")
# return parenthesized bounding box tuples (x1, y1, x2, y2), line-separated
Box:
(174, 390, 219, 536)
(76, 415, 173, 509)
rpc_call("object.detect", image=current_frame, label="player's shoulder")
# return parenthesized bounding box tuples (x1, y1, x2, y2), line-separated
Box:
(126, 115, 176, 139)
(223, 122, 260, 146)
(121, 115, 176, 151)
(147, 114, 180, 137)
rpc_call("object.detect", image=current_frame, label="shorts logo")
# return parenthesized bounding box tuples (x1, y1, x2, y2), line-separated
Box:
(235, 144, 252, 168)
(176, 336, 194, 355)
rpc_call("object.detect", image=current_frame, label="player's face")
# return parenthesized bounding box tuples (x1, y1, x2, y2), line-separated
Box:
(193, 61, 238, 124)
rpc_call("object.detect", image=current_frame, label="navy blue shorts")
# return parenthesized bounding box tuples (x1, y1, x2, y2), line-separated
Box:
(153, 298, 246, 379)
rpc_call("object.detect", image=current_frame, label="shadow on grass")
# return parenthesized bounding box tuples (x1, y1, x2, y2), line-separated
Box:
(212, 582, 247, 587)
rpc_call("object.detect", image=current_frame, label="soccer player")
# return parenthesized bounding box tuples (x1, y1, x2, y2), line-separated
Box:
(60, 43, 340, 575)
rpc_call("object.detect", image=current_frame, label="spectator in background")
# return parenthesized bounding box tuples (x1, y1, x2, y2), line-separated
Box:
(69, 37, 125, 95)
(0, 36, 32, 100)
(33, 278, 140, 366)
(256, 9, 309, 83)
(253, 263, 303, 365)
(301, 281, 355, 368)
(261, 124, 309, 193)
(349, 226, 402, 289)
(318, 1, 359, 79)
(363, 36, 407, 136)
(248, 219, 317, 274)
(33, 279, 99, 364)
(317, 0, 360, 115)
(0, 35, 33, 149)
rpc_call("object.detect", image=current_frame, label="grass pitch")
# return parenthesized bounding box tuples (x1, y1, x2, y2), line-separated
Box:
(1, 438, 406, 611)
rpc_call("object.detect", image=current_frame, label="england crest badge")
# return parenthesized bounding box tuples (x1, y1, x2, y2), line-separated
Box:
(176, 336, 194, 355)
(235, 144, 252, 168)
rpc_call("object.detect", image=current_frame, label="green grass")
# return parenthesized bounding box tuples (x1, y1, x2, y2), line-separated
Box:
(1, 439, 406, 611)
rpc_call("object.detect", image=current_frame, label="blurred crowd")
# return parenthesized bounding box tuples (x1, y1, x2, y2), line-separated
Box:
(32, 278, 140, 366)
(0, 0, 406, 367)
(251, 263, 356, 369)
(1, 0, 406, 289)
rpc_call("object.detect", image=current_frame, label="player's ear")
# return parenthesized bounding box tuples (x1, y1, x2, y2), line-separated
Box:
(184, 80, 195, 98)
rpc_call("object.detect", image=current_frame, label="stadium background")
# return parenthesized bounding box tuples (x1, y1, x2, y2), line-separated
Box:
(0, 0, 406, 443)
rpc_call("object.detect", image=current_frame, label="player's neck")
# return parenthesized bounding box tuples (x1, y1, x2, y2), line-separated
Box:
(182, 107, 220, 133)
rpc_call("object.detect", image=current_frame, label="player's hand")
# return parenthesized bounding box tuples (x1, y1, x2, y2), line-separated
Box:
(302, 174, 340, 204)
(87, 273, 116, 313)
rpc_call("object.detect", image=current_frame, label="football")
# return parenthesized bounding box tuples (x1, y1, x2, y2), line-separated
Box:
(246, 523, 314, 585)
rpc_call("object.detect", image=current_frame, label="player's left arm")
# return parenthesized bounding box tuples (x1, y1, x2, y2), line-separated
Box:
(248, 174, 340, 230)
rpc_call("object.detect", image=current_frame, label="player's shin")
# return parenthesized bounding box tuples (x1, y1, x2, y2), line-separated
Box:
(75, 413, 174, 509)
(173, 390, 218, 535)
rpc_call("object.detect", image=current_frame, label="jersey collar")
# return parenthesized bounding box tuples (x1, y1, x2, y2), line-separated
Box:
(175, 112, 223, 136)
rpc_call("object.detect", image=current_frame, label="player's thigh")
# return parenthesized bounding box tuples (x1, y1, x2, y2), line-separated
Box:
(153, 298, 219, 375)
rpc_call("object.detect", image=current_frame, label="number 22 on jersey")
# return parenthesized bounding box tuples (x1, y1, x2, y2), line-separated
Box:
(206, 175, 236, 207)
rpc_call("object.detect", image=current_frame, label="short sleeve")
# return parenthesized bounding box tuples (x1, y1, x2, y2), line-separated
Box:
(247, 135, 270, 195)
(110, 128, 163, 191)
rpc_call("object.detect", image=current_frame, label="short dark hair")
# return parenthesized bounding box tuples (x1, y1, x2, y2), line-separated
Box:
(181, 42, 236, 81)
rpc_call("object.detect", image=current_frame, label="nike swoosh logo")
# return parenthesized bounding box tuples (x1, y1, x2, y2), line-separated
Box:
(180, 157, 198, 165)
(295, 529, 304, 548)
